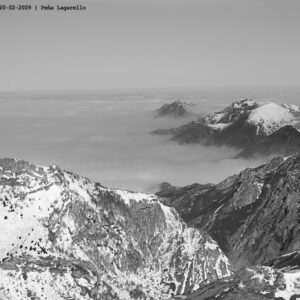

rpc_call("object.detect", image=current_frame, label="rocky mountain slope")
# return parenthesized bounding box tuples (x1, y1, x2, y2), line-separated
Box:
(1, 155, 300, 299)
(152, 99, 300, 158)
(236, 125, 300, 158)
(156, 154, 300, 299)
(155, 99, 195, 118)
(170, 251, 300, 300)
(171, 264, 300, 300)
(157, 154, 300, 269)
(0, 158, 231, 300)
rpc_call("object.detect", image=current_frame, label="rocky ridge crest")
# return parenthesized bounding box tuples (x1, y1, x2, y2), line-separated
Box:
(0, 158, 231, 300)
(152, 99, 300, 158)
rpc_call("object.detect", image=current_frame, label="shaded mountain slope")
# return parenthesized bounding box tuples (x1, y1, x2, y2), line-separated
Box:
(157, 154, 300, 268)
(237, 125, 300, 158)
(156, 183, 215, 222)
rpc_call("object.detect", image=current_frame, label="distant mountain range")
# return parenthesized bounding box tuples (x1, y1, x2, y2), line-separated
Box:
(1, 155, 300, 299)
(155, 99, 195, 118)
(152, 99, 300, 158)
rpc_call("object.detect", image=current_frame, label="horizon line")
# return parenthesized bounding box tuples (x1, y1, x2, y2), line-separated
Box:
(1, 84, 300, 94)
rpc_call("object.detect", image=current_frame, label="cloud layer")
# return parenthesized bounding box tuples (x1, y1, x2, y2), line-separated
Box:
(0, 89, 288, 192)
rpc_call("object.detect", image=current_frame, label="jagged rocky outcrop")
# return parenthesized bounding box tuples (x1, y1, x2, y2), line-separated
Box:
(157, 155, 300, 299)
(171, 264, 300, 300)
(152, 99, 300, 158)
(156, 183, 214, 222)
(0, 158, 231, 300)
(157, 154, 300, 269)
(172, 251, 300, 300)
(157, 182, 175, 192)
(155, 99, 195, 118)
(266, 250, 300, 271)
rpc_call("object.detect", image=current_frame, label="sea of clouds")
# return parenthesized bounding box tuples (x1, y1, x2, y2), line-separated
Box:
(0, 87, 298, 193)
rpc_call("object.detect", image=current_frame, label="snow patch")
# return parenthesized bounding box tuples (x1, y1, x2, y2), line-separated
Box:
(248, 102, 295, 135)
(115, 190, 157, 206)
(205, 240, 218, 251)
(208, 122, 232, 130)
(275, 271, 300, 300)
(282, 103, 300, 112)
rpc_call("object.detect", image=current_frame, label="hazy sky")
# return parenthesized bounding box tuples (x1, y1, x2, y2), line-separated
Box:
(0, 0, 299, 91)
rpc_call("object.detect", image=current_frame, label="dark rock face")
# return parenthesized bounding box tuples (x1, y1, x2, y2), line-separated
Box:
(156, 183, 214, 222)
(158, 155, 300, 268)
(237, 125, 300, 158)
(151, 99, 300, 158)
(0, 157, 45, 173)
(266, 251, 300, 271)
(155, 100, 195, 118)
(160, 155, 300, 299)
(171, 117, 259, 148)
(0, 158, 231, 299)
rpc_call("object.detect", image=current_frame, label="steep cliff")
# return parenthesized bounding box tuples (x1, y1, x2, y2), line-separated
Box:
(157, 155, 300, 268)
(0, 158, 231, 300)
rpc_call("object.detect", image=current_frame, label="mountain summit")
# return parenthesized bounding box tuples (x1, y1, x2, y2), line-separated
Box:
(155, 99, 195, 118)
(152, 99, 300, 158)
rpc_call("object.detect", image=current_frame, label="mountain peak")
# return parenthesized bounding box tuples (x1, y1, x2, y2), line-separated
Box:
(202, 100, 299, 134)
(231, 98, 258, 109)
(0, 157, 47, 175)
(204, 98, 260, 127)
(155, 99, 194, 118)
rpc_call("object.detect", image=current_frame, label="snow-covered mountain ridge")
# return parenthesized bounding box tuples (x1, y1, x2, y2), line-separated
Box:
(0, 158, 231, 300)
(152, 99, 300, 158)
(1, 155, 300, 299)
(206, 99, 300, 135)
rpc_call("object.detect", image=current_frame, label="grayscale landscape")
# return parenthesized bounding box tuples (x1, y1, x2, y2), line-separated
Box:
(1, 87, 298, 193)
(1, 0, 300, 299)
